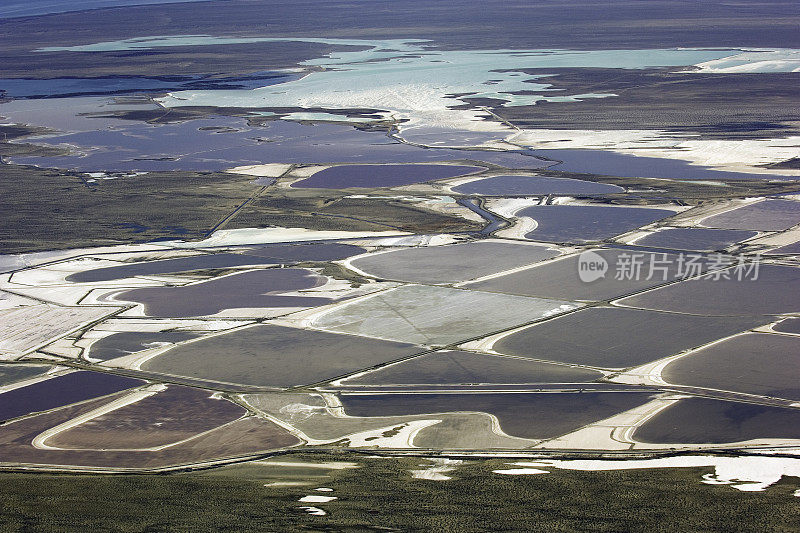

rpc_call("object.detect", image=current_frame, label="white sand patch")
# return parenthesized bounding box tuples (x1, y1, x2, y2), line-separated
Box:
(493, 468, 549, 475)
(0, 291, 40, 311)
(288, 165, 330, 178)
(298, 495, 338, 503)
(535, 397, 684, 450)
(484, 197, 540, 218)
(410, 458, 463, 481)
(314, 487, 334, 492)
(501, 455, 800, 493)
(0, 304, 118, 359)
(512, 129, 800, 175)
(253, 460, 360, 470)
(262, 481, 313, 487)
(227, 163, 292, 177)
(345, 420, 442, 448)
(299, 506, 327, 515)
(164, 227, 410, 248)
(687, 49, 800, 73)
(493, 216, 538, 240)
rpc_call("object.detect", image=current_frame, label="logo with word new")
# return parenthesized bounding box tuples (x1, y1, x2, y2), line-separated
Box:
(577, 250, 608, 283)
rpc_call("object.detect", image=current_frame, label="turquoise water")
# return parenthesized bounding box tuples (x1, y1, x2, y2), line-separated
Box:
(42, 36, 756, 114)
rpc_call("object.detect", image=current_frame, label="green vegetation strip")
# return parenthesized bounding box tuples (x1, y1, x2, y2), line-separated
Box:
(1, 454, 799, 532)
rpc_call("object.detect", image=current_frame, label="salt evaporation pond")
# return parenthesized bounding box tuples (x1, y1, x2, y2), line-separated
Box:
(519, 204, 674, 242)
(116, 268, 332, 317)
(701, 199, 800, 231)
(291, 164, 482, 189)
(87, 331, 202, 361)
(634, 398, 800, 444)
(68, 242, 365, 283)
(635, 227, 758, 251)
(452, 175, 623, 196)
(0, 364, 52, 387)
(0, 371, 143, 421)
(774, 318, 800, 334)
(339, 392, 653, 439)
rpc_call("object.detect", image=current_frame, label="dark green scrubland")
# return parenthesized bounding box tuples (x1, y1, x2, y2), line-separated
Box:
(1, 454, 799, 532)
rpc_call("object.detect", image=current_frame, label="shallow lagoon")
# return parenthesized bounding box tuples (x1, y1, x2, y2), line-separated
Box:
(537, 149, 795, 181)
(13, 118, 551, 172)
(0, 72, 297, 99)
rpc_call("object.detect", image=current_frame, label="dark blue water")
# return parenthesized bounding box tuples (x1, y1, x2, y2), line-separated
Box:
(0, 0, 212, 18)
(0, 371, 143, 421)
(0, 72, 300, 99)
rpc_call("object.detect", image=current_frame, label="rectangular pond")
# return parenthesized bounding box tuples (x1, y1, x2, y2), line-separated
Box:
(618, 264, 800, 315)
(662, 333, 800, 400)
(492, 307, 766, 369)
(342, 350, 603, 385)
(634, 398, 800, 444)
(465, 248, 706, 302)
(339, 392, 654, 439)
(349, 241, 561, 284)
(518, 204, 675, 243)
(537, 148, 797, 181)
(634, 227, 758, 252)
(701, 199, 800, 231)
(46, 385, 246, 450)
(141, 324, 423, 388)
(312, 285, 579, 346)
(0, 371, 143, 422)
